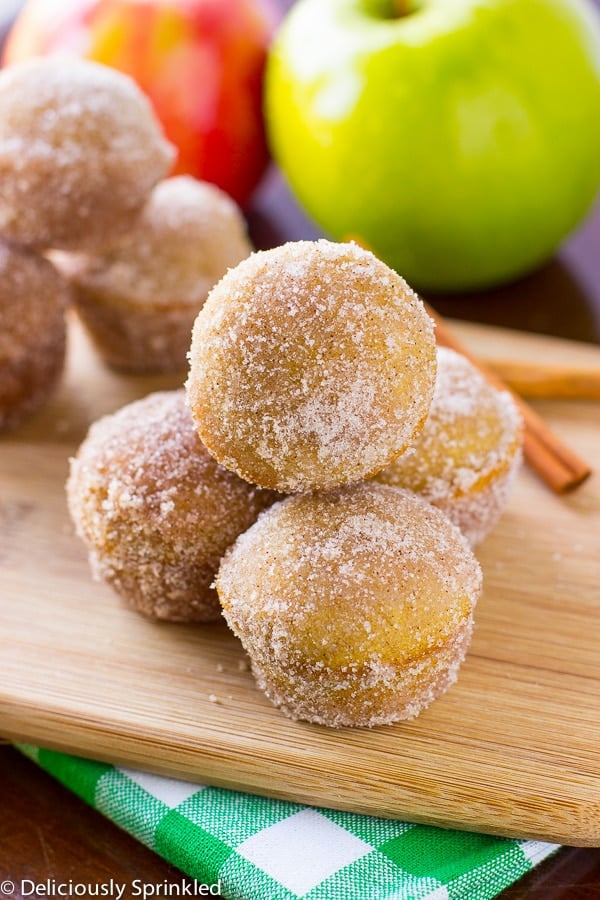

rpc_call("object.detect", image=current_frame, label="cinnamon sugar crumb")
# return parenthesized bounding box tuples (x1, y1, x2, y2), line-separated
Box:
(217, 482, 481, 728)
(375, 347, 523, 545)
(187, 240, 437, 492)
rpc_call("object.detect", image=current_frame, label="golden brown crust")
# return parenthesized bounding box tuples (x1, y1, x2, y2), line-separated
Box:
(0, 58, 174, 252)
(187, 239, 437, 493)
(217, 482, 482, 727)
(67, 391, 277, 622)
(0, 243, 69, 433)
(374, 347, 524, 544)
(252, 619, 474, 728)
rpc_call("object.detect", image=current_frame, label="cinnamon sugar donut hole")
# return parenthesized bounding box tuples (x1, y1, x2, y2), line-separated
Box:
(217, 482, 482, 728)
(0, 242, 69, 433)
(61, 176, 252, 373)
(67, 391, 276, 623)
(374, 348, 523, 545)
(187, 240, 437, 493)
(0, 58, 175, 252)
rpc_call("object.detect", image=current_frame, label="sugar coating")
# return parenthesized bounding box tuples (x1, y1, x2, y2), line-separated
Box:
(59, 176, 252, 373)
(374, 348, 524, 545)
(0, 57, 175, 252)
(187, 239, 437, 493)
(67, 391, 276, 622)
(0, 242, 69, 432)
(217, 482, 482, 727)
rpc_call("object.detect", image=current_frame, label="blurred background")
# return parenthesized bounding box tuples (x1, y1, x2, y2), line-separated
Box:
(1, 0, 599, 342)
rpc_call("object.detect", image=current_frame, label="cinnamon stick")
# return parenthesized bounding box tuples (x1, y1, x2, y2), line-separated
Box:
(483, 359, 600, 401)
(424, 303, 592, 493)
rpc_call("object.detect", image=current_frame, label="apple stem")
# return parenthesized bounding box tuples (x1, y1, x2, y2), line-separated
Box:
(393, 0, 417, 16)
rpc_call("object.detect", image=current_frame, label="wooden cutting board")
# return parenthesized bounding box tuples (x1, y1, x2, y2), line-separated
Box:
(1, 316, 599, 847)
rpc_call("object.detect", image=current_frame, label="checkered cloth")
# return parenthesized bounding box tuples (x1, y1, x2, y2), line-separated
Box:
(19, 745, 559, 899)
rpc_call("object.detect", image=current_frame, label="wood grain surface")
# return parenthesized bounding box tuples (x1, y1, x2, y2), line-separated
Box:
(1, 317, 599, 847)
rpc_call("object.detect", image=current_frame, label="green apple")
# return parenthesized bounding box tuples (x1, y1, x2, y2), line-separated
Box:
(265, 0, 600, 291)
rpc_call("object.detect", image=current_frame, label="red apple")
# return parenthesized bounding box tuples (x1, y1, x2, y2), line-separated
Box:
(4, 0, 279, 206)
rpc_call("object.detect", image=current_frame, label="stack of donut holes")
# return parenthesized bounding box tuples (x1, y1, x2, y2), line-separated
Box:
(69, 238, 524, 729)
(0, 56, 252, 433)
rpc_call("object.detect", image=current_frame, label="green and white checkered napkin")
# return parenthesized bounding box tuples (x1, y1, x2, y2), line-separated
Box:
(19, 745, 558, 900)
